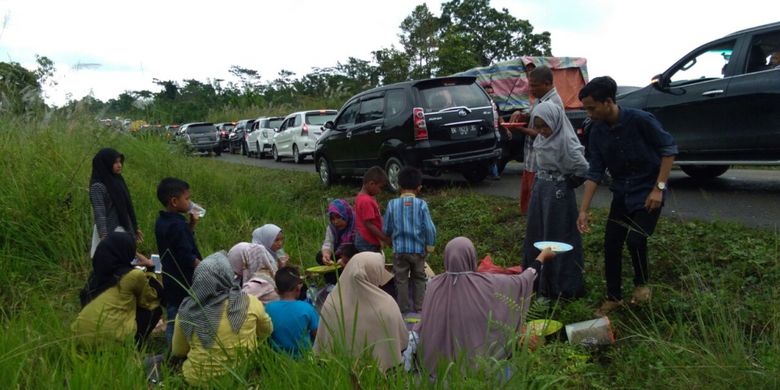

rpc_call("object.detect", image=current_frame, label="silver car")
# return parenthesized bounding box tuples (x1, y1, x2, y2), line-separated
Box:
(180, 122, 220, 155)
(272, 110, 337, 163)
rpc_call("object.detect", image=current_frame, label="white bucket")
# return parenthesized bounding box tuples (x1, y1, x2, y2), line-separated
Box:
(565, 316, 615, 347)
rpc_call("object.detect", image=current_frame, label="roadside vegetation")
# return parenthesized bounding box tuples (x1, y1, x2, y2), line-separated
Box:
(1, 114, 778, 388)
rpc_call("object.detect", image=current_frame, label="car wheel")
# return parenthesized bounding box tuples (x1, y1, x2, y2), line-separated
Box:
(293, 145, 302, 164)
(462, 165, 488, 184)
(384, 157, 404, 192)
(680, 164, 729, 179)
(273, 145, 281, 162)
(214, 147, 221, 157)
(318, 155, 338, 186)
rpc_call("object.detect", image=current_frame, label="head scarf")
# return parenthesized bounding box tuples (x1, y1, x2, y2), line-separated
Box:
(327, 199, 355, 255)
(178, 252, 250, 349)
(531, 101, 589, 176)
(252, 224, 282, 259)
(80, 232, 136, 306)
(227, 242, 278, 283)
(418, 237, 536, 375)
(90, 148, 137, 232)
(314, 252, 408, 372)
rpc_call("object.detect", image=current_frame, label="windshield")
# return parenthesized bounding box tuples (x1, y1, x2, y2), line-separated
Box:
(306, 112, 337, 125)
(418, 82, 488, 112)
(188, 125, 216, 134)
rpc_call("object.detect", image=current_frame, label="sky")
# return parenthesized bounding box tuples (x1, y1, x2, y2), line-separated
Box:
(0, 0, 776, 106)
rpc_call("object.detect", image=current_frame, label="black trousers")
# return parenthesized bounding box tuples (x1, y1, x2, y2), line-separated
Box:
(604, 197, 661, 301)
(135, 306, 163, 347)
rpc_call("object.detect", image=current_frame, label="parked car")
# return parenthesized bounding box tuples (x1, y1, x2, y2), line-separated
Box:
(228, 119, 256, 155)
(272, 110, 337, 163)
(572, 21, 780, 179)
(214, 122, 236, 152)
(247, 116, 285, 158)
(314, 76, 501, 191)
(179, 122, 220, 155)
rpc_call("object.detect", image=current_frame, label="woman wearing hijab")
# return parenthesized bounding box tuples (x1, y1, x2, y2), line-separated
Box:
(316, 199, 356, 286)
(314, 251, 408, 372)
(252, 224, 288, 267)
(72, 232, 161, 346)
(171, 252, 273, 386)
(418, 237, 554, 376)
(227, 242, 280, 303)
(89, 148, 142, 258)
(522, 101, 590, 299)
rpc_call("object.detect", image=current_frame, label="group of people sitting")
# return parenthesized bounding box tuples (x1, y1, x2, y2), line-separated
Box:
(72, 147, 555, 384)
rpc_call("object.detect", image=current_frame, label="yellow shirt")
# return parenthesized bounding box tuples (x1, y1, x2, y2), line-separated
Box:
(172, 295, 273, 386)
(71, 269, 160, 344)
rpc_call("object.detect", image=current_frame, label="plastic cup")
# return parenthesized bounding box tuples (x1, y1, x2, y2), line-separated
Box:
(189, 202, 206, 218)
(151, 254, 161, 274)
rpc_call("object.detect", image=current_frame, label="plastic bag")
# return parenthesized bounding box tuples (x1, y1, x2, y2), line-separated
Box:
(477, 255, 523, 274)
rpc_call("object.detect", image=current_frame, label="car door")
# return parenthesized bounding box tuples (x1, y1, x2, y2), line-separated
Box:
(349, 93, 386, 169)
(644, 39, 737, 157)
(275, 117, 291, 155)
(722, 29, 780, 159)
(329, 101, 360, 172)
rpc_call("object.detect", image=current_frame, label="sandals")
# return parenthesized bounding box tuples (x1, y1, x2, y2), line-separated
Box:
(630, 286, 652, 305)
(595, 299, 623, 317)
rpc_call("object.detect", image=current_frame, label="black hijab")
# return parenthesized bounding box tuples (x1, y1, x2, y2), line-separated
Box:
(79, 232, 137, 306)
(90, 148, 137, 233)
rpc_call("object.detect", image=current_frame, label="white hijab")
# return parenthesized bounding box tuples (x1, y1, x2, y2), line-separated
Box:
(252, 224, 282, 256)
(532, 101, 589, 176)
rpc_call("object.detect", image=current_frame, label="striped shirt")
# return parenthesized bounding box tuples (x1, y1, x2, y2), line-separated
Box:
(89, 182, 131, 238)
(383, 193, 436, 255)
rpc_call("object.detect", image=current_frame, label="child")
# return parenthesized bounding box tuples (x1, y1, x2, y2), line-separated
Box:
(155, 177, 202, 346)
(354, 166, 391, 252)
(383, 166, 436, 314)
(265, 266, 319, 358)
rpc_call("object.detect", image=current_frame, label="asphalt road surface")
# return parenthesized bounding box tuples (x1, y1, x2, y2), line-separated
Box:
(215, 152, 780, 230)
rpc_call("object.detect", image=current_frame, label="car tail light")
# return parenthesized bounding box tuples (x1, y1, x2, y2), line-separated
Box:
(413, 107, 428, 141)
(301, 123, 309, 136)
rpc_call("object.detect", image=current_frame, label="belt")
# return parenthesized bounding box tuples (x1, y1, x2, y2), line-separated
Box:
(535, 170, 566, 182)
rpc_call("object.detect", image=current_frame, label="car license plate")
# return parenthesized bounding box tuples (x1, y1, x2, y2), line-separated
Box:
(449, 125, 477, 139)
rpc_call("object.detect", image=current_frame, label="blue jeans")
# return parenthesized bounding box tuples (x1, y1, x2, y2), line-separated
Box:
(165, 304, 179, 347)
(354, 231, 380, 253)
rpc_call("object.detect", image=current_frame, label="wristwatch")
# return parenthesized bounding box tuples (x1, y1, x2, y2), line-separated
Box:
(656, 182, 666, 190)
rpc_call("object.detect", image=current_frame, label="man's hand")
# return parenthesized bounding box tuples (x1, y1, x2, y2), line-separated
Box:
(645, 188, 663, 211)
(577, 211, 591, 233)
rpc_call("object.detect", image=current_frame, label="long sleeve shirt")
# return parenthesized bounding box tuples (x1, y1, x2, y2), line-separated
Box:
(383, 194, 436, 255)
(585, 106, 678, 212)
(155, 211, 202, 307)
(89, 182, 129, 238)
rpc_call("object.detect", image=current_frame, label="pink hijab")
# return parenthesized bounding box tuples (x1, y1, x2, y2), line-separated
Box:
(418, 237, 536, 375)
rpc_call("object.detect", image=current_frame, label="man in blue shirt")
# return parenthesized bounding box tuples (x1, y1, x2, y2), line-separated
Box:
(384, 166, 436, 314)
(576, 76, 678, 316)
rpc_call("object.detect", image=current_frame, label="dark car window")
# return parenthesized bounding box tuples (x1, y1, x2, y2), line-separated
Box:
(356, 98, 383, 123)
(418, 83, 489, 112)
(269, 118, 285, 129)
(384, 89, 406, 118)
(746, 30, 780, 73)
(307, 112, 337, 125)
(187, 125, 216, 134)
(670, 41, 735, 84)
(335, 102, 360, 129)
(279, 119, 290, 131)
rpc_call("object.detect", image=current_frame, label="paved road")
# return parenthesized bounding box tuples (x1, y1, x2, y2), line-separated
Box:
(215, 152, 780, 230)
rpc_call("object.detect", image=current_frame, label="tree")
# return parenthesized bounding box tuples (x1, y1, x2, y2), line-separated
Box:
(398, 4, 440, 79)
(373, 47, 411, 84)
(0, 61, 45, 115)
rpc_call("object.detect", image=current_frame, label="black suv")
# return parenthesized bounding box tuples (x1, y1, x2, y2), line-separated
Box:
(314, 76, 501, 190)
(229, 119, 256, 155)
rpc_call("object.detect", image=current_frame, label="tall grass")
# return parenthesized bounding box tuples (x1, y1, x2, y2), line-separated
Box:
(1, 114, 778, 388)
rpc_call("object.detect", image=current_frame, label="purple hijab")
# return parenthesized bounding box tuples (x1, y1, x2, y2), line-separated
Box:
(327, 199, 355, 256)
(418, 237, 536, 375)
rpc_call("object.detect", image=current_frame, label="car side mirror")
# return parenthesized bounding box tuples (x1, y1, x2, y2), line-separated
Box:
(323, 121, 334, 130)
(651, 73, 668, 91)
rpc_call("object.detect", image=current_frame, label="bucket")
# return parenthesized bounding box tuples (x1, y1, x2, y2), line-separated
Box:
(565, 316, 615, 347)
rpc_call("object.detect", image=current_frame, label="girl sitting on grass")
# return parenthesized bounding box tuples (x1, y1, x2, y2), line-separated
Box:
(171, 252, 273, 386)
(228, 242, 280, 303)
(72, 232, 161, 347)
(252, 224, 289, 268)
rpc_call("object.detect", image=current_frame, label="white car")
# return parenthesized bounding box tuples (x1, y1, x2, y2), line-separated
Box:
(272, 110, 337, 163)
(246, 116, 285, 158)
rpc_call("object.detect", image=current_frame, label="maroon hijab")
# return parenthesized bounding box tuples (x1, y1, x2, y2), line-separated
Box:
(418, 237, 536, 375)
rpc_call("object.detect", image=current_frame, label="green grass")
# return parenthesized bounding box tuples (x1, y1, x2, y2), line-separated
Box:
(1, 114, 778, 388)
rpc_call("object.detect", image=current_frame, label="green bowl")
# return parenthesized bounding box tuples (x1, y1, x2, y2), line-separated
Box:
(526, 319, 563, 336)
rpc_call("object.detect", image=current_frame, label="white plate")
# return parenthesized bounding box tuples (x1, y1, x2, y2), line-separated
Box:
(533, 241, 573, 253)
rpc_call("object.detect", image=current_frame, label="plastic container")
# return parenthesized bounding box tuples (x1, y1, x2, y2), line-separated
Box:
(565, 316, 615, 347)
(189, 202, 206, 218)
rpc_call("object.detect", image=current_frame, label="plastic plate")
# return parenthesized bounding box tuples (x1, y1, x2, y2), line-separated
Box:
(533, 241, 574, 253)
(526, 319, 564, 336)
(306, 265, 341, 273)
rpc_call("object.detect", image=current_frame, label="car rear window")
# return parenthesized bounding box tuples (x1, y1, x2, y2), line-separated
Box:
(418, 82, 489, 112)
(306, 112, 337, 125)
(188, 125, 216, 134)
(222, 125, 235, 131)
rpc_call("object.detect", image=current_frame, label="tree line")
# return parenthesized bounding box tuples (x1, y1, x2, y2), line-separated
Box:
(1, 0, 551, 124)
